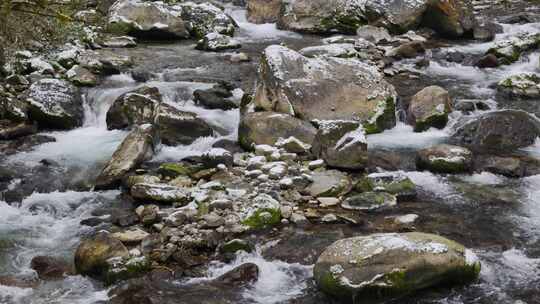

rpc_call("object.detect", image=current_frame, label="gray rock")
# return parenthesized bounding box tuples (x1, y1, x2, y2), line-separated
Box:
(356, 25, 392, 44)
(306, 170, 351, 198)
(157, 103, 214, 146)
(311, 120, 368, 170)
(238, 111, 317, 150)
(67, 65, 98, 87)
(95, 124, 157, 190)
(25, 79, 83, 130)
(106, 86, 162, 130)
(341, 192, 397, 211)
(450, 110, 540, 152)
(408, 85, 452, 132)
(131, 183, 191, 204)
(497, 73, 540, 99)
(196, 32, 241, 51)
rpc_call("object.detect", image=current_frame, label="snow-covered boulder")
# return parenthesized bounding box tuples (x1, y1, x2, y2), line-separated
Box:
(25, 79, 83, 130)
(253, 45, 397, 134)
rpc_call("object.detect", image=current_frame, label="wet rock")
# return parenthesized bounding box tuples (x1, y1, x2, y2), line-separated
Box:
(74, 232, 130, 279)
(157, 103, 214, 146)
(306, 170, 351, 198)
(253, 45, 396, 133)
(180, 1, 237, 38)
(25, 79, 83, 130)
(450, 110, 540, 152)
(66, 65, 98, 87)
(421, 0, 475, 38)
(275, 136, 311, 154)
(311, 120, 368, 170)
(131, 183, 191, 204)
(387, 41, 425, 59)
(0, 134, 55, 155)
(95, 124, 157, 190)
(125, 174, 161, 189)
(30, 256, 71, 280)
(196, 32, 241, 51)
(342, 192, 397, 211)
(214, 263, 259, 286)
(246, 0, 281, 23)
(137, 204, 160, 226)
(472, 155, 540, 178)
(193, 84, 238, 110)
(212, 138, 244, 154)
(358, 171, 417, 201)
(102, 36, 137, 48)
(313, 232, 481, 303)
(238, 111, 317, 150)
(475, 54, 499, 69)
(5, 74, 29, 91)
(417, 144, 473, 173)
(453, 99, 490, 113)
(356, 25, 392, 44)
(473, 22, 500, 42)
(220, 239, 253, 254)
(106, 86, 162, 130)
(497, 73, 540, 99)
(486, 33, 540, 65)
(201, 148, 233, 168)
(0, 122, 36, 140)
(407, 85, 452, 132)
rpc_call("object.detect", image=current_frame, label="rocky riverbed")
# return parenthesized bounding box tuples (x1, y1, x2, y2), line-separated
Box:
(2, 0, 540, 303)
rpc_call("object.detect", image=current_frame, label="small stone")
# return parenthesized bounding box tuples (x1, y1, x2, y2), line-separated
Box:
(317, 197, 340, 207)
(308, 159, 325, 170)
(247, 156, 267, 170)
(111, 228, 149, 244)
(280, 205, 293, 219)
(290, 213, 309, 226)
(321, 213, 338, 223)
(279, 177, 294, 189)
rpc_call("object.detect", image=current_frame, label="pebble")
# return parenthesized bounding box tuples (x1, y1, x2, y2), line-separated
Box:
(308, 159, 325, 170)
(317, 197, 340, 207)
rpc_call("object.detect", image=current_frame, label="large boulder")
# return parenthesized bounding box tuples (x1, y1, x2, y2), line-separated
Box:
(276, 0, 474, 36)
(238, 111, 317, 150)
(157, 103, 214, 146)
(253, 45, 396, 133)
(421, 0, 475, 38)
(25, 79, 83, 130)
(247, 0, 282, 24)
(108, 0, 235, 39)
(450, 110, 540, 152)
(95, 124, 157, 190)
(407, 85, 452, 132)
(108, 0, 190, 39)
(311, 120, 368, 170)
(106, 86, 162, 130)
(313, 232, 481, 303)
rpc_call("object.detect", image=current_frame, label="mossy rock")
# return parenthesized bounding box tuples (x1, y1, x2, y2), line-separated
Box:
(158, 162, 198, 178)
(357, 172, 417, 201)
(314, 232, 481, 303)
(363, 97, 397, 135)
(220, 239, 253, 254)
(242, 208, 281, 229)
(341, 192, 397, 211)
(104, 256, 152, 285)
(414, 112, 449, 132)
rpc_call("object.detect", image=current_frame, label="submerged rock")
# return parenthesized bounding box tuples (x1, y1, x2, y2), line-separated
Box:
(31, 256, 72, 280)
(95, 124, 157, 190)
(25, 79, 83, 130)
(314, 232, 481, 303)
(417, 144, 473, 173)
(214, 263, 259, 286)
(408, 85, 452, 132)
(238, 111, 317, 150)
(253, 45, 396, 133)
(450, 110, 540, 152)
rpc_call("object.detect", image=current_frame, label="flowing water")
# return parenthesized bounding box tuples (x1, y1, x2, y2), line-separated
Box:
(2, 4, 540, 304)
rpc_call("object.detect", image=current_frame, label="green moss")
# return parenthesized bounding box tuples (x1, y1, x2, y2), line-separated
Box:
(414, 112, 448, 132)
(317, 271, 350, 298)
(384, 179, 416, 196)
(364, 97, 396, 135)
(220, 239, 253, 254)
(106, 21, 133, 35)
(417, 158, 468, 174)
(158, 163, 195, 178)
(355, 177, 374, 193)
(242, 208, 281, 229)
(104, 257, 151, 285)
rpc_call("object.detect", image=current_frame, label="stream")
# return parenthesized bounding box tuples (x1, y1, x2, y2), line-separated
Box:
(2, 3, 540, 304)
